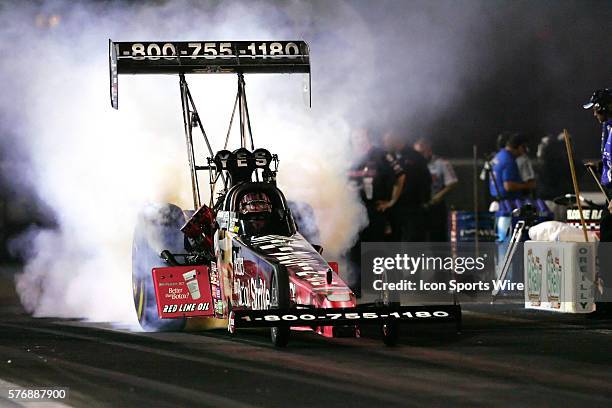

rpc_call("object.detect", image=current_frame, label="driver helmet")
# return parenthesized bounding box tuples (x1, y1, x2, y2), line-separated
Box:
(239, 192, 272, 215)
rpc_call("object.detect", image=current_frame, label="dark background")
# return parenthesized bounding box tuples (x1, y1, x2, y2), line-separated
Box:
(0, 0, 610, 259)
(353, 0, 611, 158)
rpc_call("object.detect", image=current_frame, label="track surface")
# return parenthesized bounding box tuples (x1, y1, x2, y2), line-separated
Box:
(1, 268, 612, 407)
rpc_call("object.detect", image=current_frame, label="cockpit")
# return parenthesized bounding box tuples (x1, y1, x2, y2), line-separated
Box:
(223, 182, 297, 237)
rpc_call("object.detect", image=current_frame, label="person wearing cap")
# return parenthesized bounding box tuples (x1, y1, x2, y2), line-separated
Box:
(583, 88, 612, 310)
(413, 138, 458, 241)
(583, 89, 612, 214)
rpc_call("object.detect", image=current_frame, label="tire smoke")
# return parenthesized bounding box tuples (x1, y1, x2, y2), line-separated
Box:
(1, 0, 550, 322)
(0, 1, 373, 322)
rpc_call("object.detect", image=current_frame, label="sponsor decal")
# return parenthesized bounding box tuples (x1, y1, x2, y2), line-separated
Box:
(234, 256, 245, 276)
(210, 262, 220, 286)
(234, 307, 457, 327)
(183, 270, 201, 300)
(214, 300, 223, 315)
(566, 209, 602, 221)
(546, 249, 561, 309)
(234, 277, 271, 309)
(165, 286, 189, 300)
(210, 284, 219, 299)
(152, 266, 214, 318)
(162, 302, 210, 313)
(240, 310, 450, 322)
(577, 246, 593, 311)
(527, 249, 542, 305)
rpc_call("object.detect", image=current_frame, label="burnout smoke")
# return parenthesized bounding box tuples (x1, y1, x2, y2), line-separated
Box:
(0, 0, 520, 323)
(0, 1, 372, 323)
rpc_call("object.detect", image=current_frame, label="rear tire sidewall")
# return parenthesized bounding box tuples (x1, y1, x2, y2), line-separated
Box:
(270, 268, 290, 347)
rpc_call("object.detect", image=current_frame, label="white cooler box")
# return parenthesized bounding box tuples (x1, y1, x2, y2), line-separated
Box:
(524, 241, 596, 313)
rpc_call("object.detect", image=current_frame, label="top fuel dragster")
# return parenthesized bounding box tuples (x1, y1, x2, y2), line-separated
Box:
(109, 40, 460, 346)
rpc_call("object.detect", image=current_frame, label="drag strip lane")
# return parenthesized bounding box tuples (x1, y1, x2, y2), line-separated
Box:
(0, 344, 254, 408)
(180, 329, 612, 405)
(368, 339, 612, 397)
(1, 308, 612, 407)
(0, 321, 415, 407)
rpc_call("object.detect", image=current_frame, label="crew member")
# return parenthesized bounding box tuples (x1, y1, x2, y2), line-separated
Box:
(513, 133, 536, 197)
(377, 130, 431, 242)
(347, 128, 397, 295)
(536, 132, 576, 219)
(414, 138, 458, 241)
(584, 88, 612, 211)
(489, 133, 535, 200)
(583, 88, 612, 309)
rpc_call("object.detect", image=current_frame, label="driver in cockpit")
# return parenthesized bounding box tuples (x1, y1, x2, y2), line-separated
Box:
(239, 192, 273, 235)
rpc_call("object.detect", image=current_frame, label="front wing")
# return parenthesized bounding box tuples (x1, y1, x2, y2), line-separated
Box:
(233, 304, 461, 328)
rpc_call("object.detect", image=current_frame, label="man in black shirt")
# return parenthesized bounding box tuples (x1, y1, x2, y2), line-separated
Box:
(350, 131, 393, 236)
(347, 128, 395, 294)
(378, 130, 432, 242)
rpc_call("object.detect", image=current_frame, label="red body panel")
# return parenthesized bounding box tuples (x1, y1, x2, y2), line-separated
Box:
(152, 266, 215, 318)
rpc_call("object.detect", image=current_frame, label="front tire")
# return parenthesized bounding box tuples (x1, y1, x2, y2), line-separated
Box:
(381, 320, 399, 346)
(132, 203, 187, 332)
(380, 268, 401, 346)
(269, 269, 290, 347)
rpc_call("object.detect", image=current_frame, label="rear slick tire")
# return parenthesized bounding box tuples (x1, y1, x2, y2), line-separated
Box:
(132, 203, 187, 332)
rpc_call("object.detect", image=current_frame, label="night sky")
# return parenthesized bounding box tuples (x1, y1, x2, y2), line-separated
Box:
(1, 0, 610, 160)
(348, 0, 611, 159)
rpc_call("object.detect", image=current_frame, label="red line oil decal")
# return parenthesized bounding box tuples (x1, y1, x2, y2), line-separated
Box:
(152, 265, 214, 318)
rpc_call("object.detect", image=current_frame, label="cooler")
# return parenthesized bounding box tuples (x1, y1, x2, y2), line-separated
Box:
(524, 241, 596, 313)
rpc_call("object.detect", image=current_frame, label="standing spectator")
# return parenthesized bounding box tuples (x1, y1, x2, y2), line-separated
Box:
(583, 88, 612, 213)
(413, 138, 458, 241)
(583, 88, 612, 310)
(348, 127, 395, 241)
(347, 127, 395, 294)
(536, 132, 576, 219)
(377, 130, 431, 242)
(489, 133, 535, 200)
(536, 133, 573, 200)
(513, 133, 536, 197)
(480, 132, 511, 201)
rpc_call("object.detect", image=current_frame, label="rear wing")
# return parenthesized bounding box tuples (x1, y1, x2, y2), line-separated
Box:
(109, 39, 310, 109)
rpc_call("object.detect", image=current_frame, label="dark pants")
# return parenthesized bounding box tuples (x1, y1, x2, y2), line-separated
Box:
(598, 208, 612, 307)
(600, 208, 612, 241)
(348, 206, 387, 293)
(427, 201, 449, 242)
(390, 207, 427, 242)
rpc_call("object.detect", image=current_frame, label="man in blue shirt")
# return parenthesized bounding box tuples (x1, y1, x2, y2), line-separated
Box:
(583, 88, 612, 309)
(583, 89, 612, 193)
(489, 133, 535, 200)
